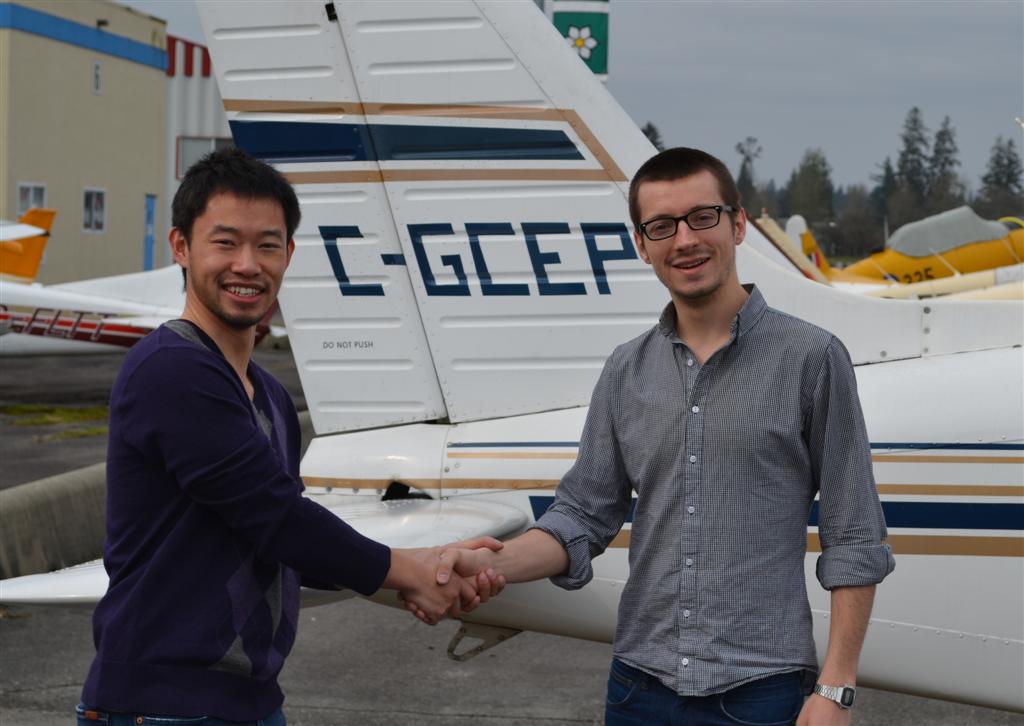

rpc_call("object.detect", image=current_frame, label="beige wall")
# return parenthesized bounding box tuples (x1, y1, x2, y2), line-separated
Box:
(2, 1, 166, 283)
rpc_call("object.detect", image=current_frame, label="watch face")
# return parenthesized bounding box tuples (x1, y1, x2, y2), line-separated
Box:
(840, 688, 856, 707)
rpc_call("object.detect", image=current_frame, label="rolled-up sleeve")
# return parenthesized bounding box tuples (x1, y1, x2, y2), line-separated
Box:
(807, 338, 896, 590)
(532, 354, 633, 590)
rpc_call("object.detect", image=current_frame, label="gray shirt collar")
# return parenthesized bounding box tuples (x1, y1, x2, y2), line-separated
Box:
(657, 284, 766, 344)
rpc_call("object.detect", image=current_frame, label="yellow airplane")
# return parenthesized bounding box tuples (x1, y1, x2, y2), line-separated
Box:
(808, 206, 1024, 285)
(0, 208, 57, 283)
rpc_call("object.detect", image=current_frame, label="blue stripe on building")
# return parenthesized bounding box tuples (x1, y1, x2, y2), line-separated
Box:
(0, 3, 166, 70)
(528, 495, 1024, 531)
(229, 120, 585, 163)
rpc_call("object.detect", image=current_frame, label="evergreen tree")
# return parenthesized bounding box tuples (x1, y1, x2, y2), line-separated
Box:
(834, 185, 882, 258)
(783, 148, 834, 223)
(895, 107, 930, 214)
(641, 122, 665, 152)
(925, 116, 964, 213)
(734, 136, 762, 213)
(975, 136, 1024, 216)
(757, 179, 780, 218)
(870, 157, 897, 225)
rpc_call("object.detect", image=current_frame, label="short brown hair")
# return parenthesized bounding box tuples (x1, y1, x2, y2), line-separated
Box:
(628, 147, 741, 230)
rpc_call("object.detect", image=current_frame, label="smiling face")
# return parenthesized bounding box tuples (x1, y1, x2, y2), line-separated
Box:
(633, 170, 746, 307)
(171, 192, 294, 334)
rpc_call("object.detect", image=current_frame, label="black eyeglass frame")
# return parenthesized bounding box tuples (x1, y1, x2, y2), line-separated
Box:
(638, 205, 737, 242)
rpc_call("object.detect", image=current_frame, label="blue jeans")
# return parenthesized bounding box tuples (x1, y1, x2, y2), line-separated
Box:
(76, 704, 286, 726)
(605, 659, 805, 726)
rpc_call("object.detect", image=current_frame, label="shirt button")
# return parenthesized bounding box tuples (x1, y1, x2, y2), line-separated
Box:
(683, 609, 691, 617)
(685, 558, 694, 567)
(687, 358, 694, 367)
(691, 405, 699, 413)
(682, 657, 690, 666)
(689, 455, 697, 463)
(687, 505, 695, 514)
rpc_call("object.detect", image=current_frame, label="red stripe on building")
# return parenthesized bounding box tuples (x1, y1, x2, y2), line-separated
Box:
(184, 40, 194, 77)
(166, 35, 177, 76)
(201, 47, 211, 77)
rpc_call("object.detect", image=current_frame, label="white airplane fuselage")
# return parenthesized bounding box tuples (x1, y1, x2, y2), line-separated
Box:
(302, 345, 1023, 711)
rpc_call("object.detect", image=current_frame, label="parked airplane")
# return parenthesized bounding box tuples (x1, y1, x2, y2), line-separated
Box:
(801, 206, 1024, 286)
(0, 265, 281, 355)
(0, 208, 57, 283)
(783, 215, 891, 293)
(0, 265, 185, 355)
(2, 0, 1021, 713)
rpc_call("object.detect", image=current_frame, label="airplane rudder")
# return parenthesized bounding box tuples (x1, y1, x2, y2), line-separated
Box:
(19, 208, 57, 231)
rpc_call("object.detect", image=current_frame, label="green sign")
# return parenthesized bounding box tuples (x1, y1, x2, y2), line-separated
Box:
(553, 5, 609, 77)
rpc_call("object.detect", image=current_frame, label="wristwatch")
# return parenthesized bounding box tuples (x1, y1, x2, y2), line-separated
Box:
(813, 683, 856, 709)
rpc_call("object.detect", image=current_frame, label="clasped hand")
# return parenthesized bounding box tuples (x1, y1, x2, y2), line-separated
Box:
(397, 537, 507, 625)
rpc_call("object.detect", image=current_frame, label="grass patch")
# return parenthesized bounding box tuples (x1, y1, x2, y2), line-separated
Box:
(0, 404, 108, 427)
(48, 425, 108, 440)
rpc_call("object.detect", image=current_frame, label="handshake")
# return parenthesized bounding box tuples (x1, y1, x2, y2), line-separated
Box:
(386, 537, 507, 625)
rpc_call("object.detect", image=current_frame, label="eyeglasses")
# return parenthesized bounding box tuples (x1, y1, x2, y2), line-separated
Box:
(639, 205, 735, 241)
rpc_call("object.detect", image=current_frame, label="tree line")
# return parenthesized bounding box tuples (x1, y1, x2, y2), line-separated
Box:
(642, 110, 1024, 259)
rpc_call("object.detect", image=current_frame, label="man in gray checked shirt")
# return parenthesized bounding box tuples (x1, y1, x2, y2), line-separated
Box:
(434, 147, 895, 726)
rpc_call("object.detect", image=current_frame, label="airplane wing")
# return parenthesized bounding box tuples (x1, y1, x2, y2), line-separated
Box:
(0, 497, 527, 607)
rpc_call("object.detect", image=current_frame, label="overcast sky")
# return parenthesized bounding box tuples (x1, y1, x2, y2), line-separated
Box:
(121, 0, 1023, 192)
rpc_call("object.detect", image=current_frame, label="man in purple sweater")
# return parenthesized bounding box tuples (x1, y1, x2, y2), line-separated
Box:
(78, 149, 495, 725)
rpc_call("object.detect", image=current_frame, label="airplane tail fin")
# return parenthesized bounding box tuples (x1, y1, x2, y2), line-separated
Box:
(199, 0, 1023, 436)
(0, 208, 56, 282)
(800, 230, 834, 276)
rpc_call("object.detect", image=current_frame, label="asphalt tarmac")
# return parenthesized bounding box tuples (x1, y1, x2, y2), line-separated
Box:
(1, 348, 1021, 725)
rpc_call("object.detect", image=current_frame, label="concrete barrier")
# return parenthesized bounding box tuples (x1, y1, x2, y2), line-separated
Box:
(0, 463, 106, 579)
(0, 411, 316, 580)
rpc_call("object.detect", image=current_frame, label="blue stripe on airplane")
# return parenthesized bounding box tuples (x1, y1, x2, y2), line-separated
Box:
(527, 495, 1024, 530)
(449, 441, 1024, 451)
(229, 121, 585, 163)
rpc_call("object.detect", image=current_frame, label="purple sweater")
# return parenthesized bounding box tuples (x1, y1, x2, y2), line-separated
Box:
(83, 322, 390, 720)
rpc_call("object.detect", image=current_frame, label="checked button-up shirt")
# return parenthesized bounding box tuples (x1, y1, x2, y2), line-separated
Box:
(533, 286, 895, 696)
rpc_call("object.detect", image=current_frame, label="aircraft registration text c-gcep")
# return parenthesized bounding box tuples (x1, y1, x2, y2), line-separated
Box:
(319, 222, 638, 298)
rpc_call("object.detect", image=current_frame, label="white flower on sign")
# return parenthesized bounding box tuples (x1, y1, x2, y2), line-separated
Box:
(566, 25, 598, 60)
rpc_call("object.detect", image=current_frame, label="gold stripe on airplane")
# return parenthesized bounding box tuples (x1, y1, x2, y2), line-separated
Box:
(807, 534, 1023, 557)
(444, 479, 561, 490)
(875, 484, 1024, 496)
(302, 477, 561, 490)
(872, 454, 1024, 464)
(285, 169, 620, 184)
(303, 477, 1022, 497)
(303, 476, 442, 490)
(222, 100, 364, 114)
(285, 171, 384, 184)
(585, 532, 1024, 557)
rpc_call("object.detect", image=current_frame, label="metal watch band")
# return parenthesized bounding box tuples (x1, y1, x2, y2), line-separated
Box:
(814, 683, 856, 709)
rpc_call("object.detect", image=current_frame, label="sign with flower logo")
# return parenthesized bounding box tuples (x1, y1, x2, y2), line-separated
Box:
(552, 0, 609, 78)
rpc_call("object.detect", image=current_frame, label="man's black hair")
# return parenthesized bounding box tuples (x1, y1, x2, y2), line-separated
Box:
(628, 147, 741, 230)
(172, 147, 301, 281)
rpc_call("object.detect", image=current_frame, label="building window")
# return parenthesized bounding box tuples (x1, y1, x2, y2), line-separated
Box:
(17, 183, 47, 215)
(83, 189, 106, 233)
(177, 137, 233, 178)
(93, 61, 102, 95)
